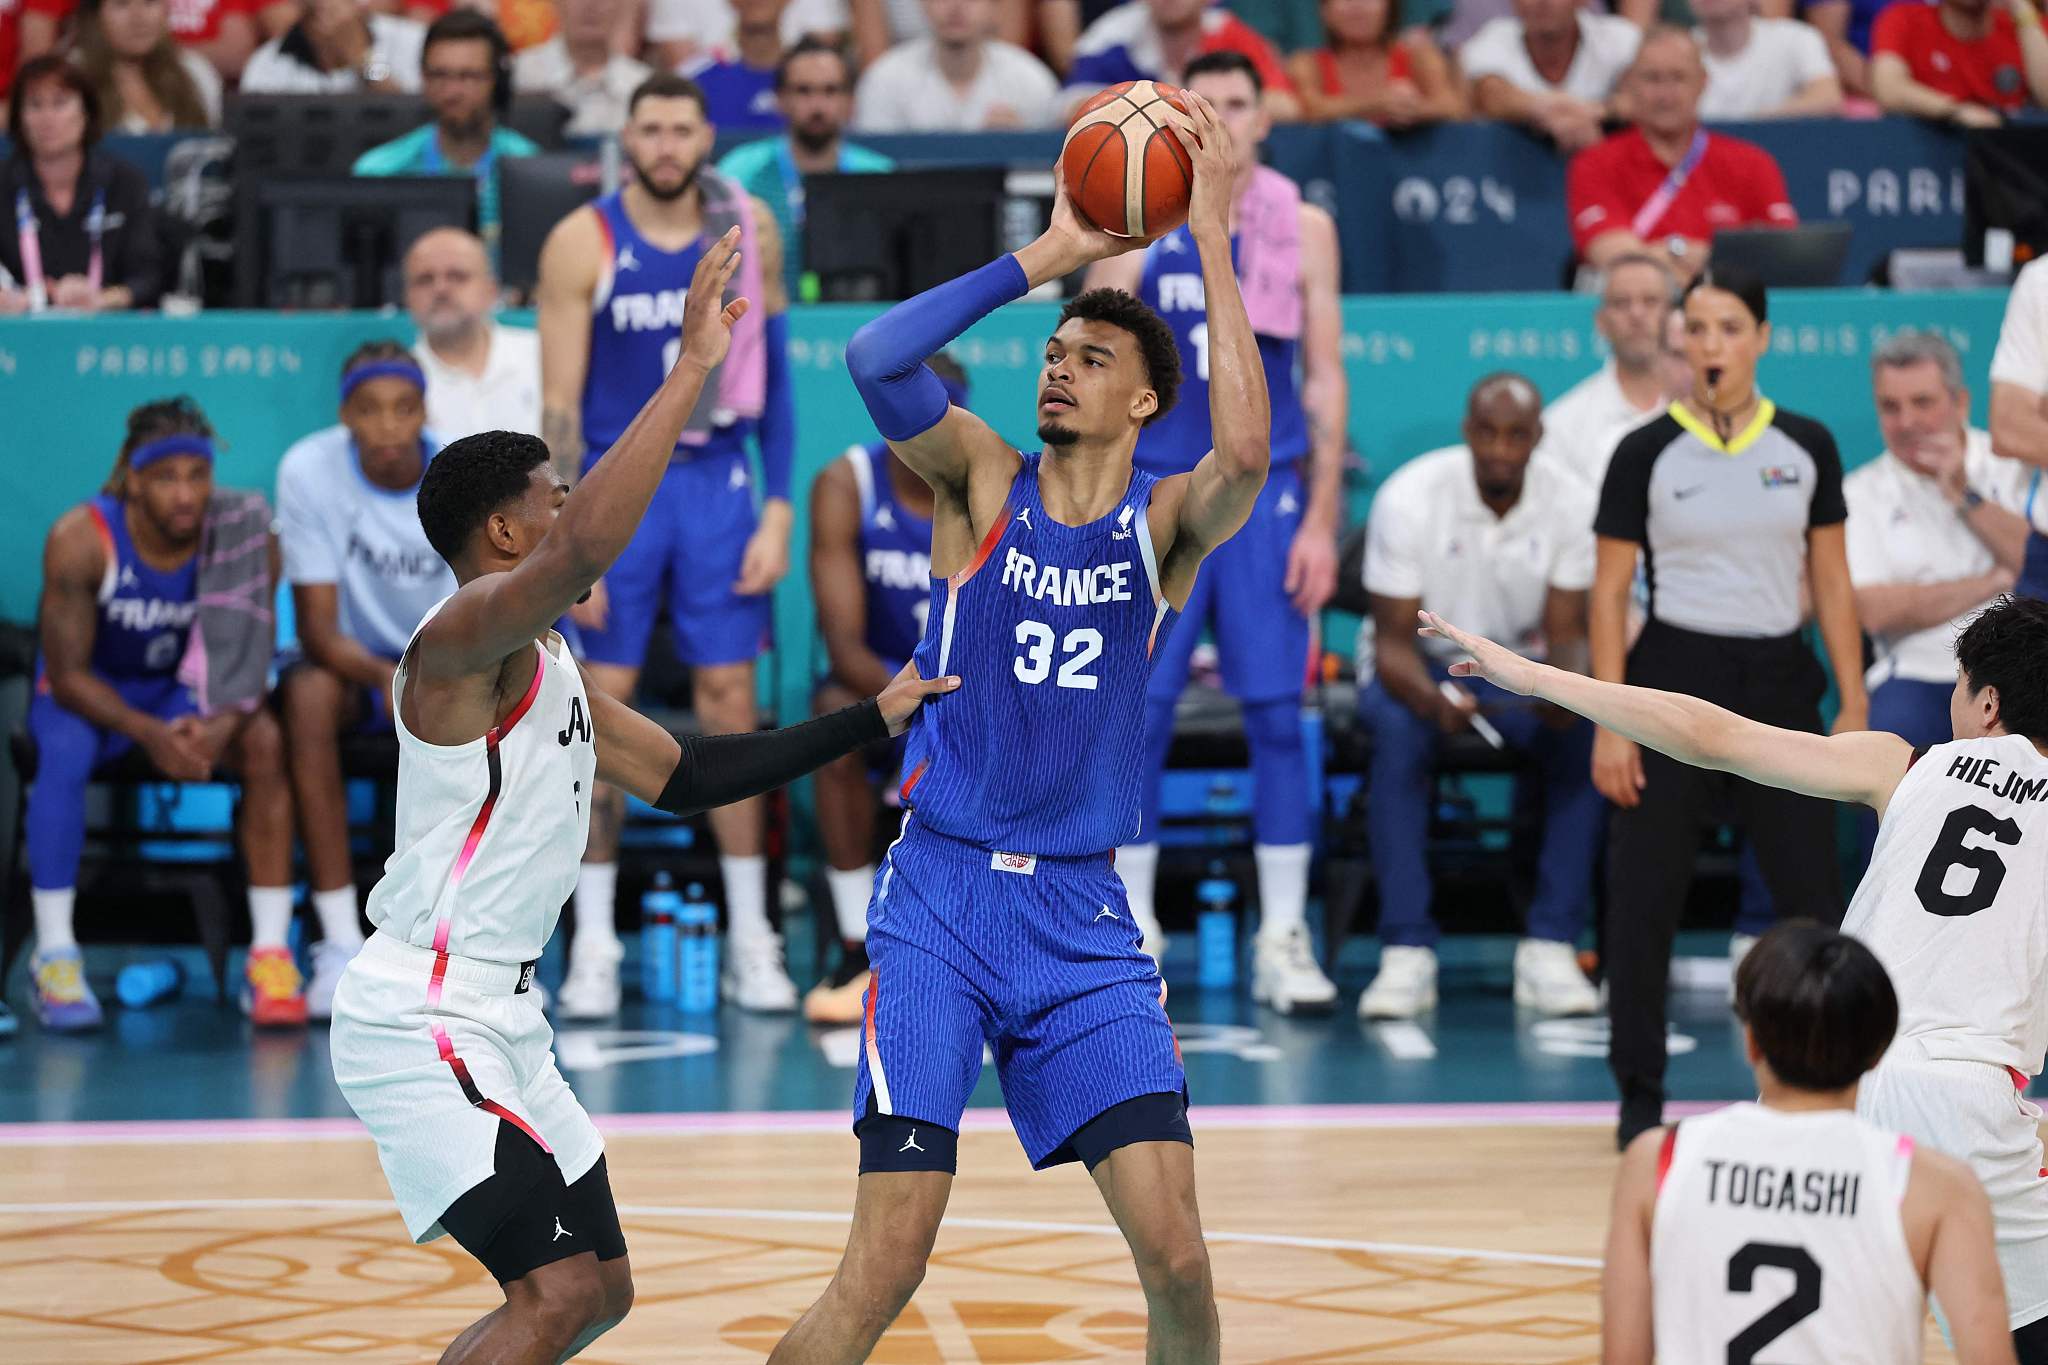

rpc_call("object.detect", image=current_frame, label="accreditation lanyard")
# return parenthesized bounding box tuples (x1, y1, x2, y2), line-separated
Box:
(1629, 129, 1708, 241)
(15, 184, 105, 312)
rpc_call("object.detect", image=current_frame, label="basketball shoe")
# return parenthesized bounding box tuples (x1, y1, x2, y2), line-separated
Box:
(243, 946, 308, 1027)
(31, 946, 103, 1031)
(1252, 923, 1339, 1014)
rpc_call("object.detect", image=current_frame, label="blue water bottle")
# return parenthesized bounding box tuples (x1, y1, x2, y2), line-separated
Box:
(116, 958, 184, 1009)
(641, 873, 681, 1003)
(1196, 861, 1238, 989)
(677, 883, 720, 1014)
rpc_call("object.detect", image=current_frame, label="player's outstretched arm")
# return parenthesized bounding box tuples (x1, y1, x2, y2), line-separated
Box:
(582, 661, 960, 816)
(419, 231, 746, 678)
(1912, 1150, 2018, 1365)
(1419, 610, 1917, 816)
(844, 163, 1146, 501)
(1155, 95, 1267, 605)
(536, 207, 600, 482)
(1599, 1128, 1659, 1365)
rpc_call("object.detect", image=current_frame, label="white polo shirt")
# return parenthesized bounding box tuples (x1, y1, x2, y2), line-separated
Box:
(1538, 360, 1664, 493)
(1361, 444, 1599, 677)
(1844, 427, 2036, 688)
(412, 323, 543, 442)
(1695, 18, 1835, 120)
(1460, 12, 1641, 103)
(1993, 258, 2048, 401)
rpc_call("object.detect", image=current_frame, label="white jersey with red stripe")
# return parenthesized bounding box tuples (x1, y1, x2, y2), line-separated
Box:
(365, 600, 596, 965)
(1844, 733, 2048, 1075)
(1650, 1103, 1923, 1365)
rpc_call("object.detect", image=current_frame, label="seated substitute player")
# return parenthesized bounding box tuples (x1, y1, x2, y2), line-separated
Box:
(328, 230, 956, 1365)
(802, 353, 966, 1025)
(28, 398, 297, 1030)
(770, 94, 1259, 1364)
(275, 343, 457, 1017)
(1603, 920, 2015, 1365)
(1422, 596, 2048, 1359)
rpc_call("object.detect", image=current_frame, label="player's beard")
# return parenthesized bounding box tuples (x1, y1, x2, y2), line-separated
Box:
(628, 151, 702, 203)
(1037, 420, 1081, 447)
(791, 117, 837, 155)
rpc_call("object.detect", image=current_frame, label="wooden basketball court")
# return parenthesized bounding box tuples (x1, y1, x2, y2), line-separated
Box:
(0, 1113, 1959, 1363)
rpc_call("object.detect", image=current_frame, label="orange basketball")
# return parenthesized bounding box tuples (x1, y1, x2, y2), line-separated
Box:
(1059, 80, 1195, 240)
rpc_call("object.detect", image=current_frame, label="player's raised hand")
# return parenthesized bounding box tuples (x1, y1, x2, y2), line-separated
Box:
(1172, 91, 1238, 243)
(677, 225, 749, 373)
(875, 660, 963, 736)
(1417, 610, 1541, 696)
(1044, 170, 1151, 270)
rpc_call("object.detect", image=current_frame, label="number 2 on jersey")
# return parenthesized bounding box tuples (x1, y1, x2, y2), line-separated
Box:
(1014, 621, 1102, 690)
(1727, 1242, 1821, 1365)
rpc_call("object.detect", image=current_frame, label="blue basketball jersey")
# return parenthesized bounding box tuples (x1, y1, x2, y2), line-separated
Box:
(84, 493, 198, 680)
(847, 442, 932, 669)
(582, 191, 750, 465)
(897, 454, 1178, 856)
(1133, 225, 1309, 478)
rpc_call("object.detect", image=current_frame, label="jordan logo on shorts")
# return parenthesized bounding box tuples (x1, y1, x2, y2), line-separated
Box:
(552, 1217, 572, 1242)
(1094, 906, 1120, 923)
(899, 1129, 924, 1154)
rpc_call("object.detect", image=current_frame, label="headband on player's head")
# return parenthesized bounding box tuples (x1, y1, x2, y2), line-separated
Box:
(342, 360, 427, 403)
(128, 433, 216, 471)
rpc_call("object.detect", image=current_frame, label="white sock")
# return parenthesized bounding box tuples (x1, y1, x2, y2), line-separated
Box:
(826, 866, 873, 943)
(721, 854, 771, 941)
(248, 886, 294, 949)
(1117, 843, 1161, 935)
(33, 888, 77, 953)
(573, 861, 621, 949)
(1254, 843, 1312, 939)
(311, 886, 363, 949)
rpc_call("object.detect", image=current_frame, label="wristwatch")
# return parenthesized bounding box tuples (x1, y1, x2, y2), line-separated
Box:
(1961, 486, 1986, 511)
(360, 55, 390, 85)
(1665, 236, 1691, 260)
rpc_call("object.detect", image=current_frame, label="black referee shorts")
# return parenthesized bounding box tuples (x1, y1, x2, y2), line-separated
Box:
(437, 1119, 628, 1285)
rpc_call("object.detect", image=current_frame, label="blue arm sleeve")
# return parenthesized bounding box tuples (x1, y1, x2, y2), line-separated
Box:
(844, 254, 1029, 442)
(759, 311, 794, 502)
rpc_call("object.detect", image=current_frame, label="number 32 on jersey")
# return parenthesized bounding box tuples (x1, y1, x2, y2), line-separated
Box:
(1013, 621, 1102, 690)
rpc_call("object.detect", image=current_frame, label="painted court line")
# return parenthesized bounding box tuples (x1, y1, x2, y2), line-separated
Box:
(0, 1100, 1730, 1145)
(0, 1196, 1603, 1270)
(1370, 1023, 1439, 1061)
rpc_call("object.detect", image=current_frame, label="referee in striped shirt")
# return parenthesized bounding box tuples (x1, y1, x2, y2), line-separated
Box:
(1591, 266, 1867, 1149)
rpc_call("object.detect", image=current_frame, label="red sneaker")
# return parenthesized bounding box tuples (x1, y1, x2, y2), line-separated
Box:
(243, 947, 309, 1027)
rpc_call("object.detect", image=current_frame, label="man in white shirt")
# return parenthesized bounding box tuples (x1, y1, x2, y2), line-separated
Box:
(241, 0, 425, 93)
(510, 0, 651, 137)
(644, 0, 846, 72)
(1356, 374, 1605, 1020)
(1846, 329, 2031, 760)
(1691, 0, 1842, 118)
(276, 342, 457, 1017)
(854, 0, 1061, 131)
(1990, 258, 2048, 601)
(1462, 0, 1642, 151)
(405, 228, 542, 441)
(1539, 253, 1678, 491)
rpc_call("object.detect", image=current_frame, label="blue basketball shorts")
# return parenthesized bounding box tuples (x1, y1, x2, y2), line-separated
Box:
(852, 819, 1187, 1169)
(577, 445, 772, 670)
(1147, 461, 1312, 704)
(26, 673, 200, 890)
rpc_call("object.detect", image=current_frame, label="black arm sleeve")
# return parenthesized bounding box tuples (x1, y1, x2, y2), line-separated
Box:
(654, 699, 890, 818)
(1593, 419, 1667, 545)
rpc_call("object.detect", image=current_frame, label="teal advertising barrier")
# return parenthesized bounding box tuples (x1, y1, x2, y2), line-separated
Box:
(0, 288, 2010, 725)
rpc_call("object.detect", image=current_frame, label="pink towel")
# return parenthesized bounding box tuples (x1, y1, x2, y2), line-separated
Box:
(680, 168, 766, 445)
(1235, 165, 1303, 342)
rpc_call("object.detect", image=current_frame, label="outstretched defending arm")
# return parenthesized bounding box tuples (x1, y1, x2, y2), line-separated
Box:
(1419, 610, 1916, 817)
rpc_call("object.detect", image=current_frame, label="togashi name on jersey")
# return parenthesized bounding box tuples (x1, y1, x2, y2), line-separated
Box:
(1702, 1160, 1862, 1218)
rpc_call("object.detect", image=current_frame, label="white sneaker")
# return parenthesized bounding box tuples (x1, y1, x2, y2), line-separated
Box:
(1728, 932, 1759, 1004)
(306, 938, 362, 1020)
(559, 937, 623, 1020)
(723, 932, 799, 1012)
(1251, 924, 1338, 1015)
(1512, 938, 1599, 1016)
(1359, 945, 1438, 1019)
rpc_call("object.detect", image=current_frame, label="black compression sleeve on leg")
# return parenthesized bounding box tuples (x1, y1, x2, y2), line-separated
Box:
(655, 699, 890, 817)
(2014, 1313, 2048, 1364)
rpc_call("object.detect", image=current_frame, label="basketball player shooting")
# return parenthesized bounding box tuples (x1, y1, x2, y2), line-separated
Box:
(325, 230, 957, 1365)
(1421, 598, 2048, 1360)
(768, 94, 1261, 1365)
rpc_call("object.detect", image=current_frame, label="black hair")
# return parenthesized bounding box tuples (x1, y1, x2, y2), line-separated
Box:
(1054, 289, 1181, 426)
(341, 339, 414, 379)
(1183, 49, 1264, 96)
(416, 430, 551, 565)
(1954, 595, 2048, 745)
(422, 9, 511, 114)
(1683, 262, 1768, 325)
(776, 35, 853, 91)
(1734, 921, 1897, 1093)
(929, 350, 968, 392)
(106, 396, 216, 496)
(629, 70, 709, 119)
(8, 55, 102, 152)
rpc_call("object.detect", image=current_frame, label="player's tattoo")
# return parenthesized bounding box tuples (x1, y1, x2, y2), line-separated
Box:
(542, 407, 583, 480)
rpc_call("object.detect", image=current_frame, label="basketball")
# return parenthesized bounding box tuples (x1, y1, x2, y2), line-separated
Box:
(1058, 79, 1196, 240)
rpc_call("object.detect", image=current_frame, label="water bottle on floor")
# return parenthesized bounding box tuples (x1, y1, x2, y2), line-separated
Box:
(641, 873, 681, 1003)
(677, 883, 720, 1014)
(116, 958, 184, 1010)
(1196, 861, 1238, 989)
